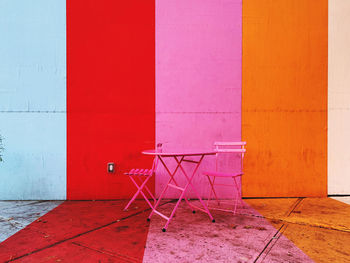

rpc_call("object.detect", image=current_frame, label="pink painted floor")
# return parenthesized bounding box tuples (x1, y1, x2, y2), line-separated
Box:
(143, 201, 311, 263)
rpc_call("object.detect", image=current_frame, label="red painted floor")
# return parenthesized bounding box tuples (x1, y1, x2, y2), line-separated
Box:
(0, 200, 152, 262)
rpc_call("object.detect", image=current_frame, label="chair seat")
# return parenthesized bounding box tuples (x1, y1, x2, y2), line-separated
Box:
(204, 171, 243, 177)
(125, 168, 153, 176)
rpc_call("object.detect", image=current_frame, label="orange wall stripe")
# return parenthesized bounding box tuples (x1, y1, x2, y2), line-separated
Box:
(242, 0, 328, 197)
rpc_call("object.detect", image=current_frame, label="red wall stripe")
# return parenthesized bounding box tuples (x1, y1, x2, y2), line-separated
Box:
(67, 0, 155, 199)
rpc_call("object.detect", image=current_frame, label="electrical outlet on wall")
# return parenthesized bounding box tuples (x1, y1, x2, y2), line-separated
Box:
(107, 162, 115, 173)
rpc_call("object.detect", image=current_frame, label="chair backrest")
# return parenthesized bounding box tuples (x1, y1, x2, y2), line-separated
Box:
(150, 143, 163, 172)
(213, 141, 246, 172)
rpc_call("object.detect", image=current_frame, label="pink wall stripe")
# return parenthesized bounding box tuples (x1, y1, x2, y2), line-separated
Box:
(155, 0, 242, 198)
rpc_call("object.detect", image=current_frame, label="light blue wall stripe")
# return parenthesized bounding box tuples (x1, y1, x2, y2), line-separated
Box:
(0, 113, 66, 200)
(0, 1, 66, 200)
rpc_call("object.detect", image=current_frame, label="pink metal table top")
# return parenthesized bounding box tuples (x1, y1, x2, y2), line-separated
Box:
(143, 149, 216, 232)
(142, 149, 216, 157)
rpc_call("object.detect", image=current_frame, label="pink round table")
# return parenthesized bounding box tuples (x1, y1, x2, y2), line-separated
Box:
(142, 149, 216, 232)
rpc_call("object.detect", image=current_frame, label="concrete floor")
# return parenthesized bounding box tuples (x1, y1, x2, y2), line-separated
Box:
(143, 201, 311, 263)
(0, 201, 62, 243)
(332, 196, 350, 205)
(0, 197, 349, 262)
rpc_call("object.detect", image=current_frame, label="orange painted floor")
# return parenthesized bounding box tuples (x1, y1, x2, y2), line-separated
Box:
(246, 197, 350, 263)
(0, 198, 349, 262)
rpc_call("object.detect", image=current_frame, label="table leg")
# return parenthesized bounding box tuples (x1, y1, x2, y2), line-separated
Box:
(162, 177, 193, 231)
(148, 154, 215, 231)
(147, 155, 185, 221)
(174, 155, 215, 222)
(170, 156, 197, 211)
(159, 156, 194, 209)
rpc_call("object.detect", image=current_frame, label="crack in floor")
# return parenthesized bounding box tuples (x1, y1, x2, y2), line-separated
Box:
(4, 199, 348, 262)
(5, 201, 174, 263)
(71, 241, 138, 263)
(253, 197, 304, 263)
(0, 217, 25, 228)
(236, 214, 350, 233)
(235, 200, 350, 233)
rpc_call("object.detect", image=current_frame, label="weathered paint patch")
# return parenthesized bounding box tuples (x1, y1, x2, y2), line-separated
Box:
(247, 198, 350, 262)
(156, 0, 242, 198)
(143, 201, 312, 262)
(0, 200, 150, 262)
(286, 198, 350, 232)
(0, 201, 62, 243)
(12, 242, 120, 262)
(5, 213, 150, 262)
(280, 223, 350, 263)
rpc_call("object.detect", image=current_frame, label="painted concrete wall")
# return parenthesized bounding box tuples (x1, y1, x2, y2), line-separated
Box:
(0, 1, 66, 200)
(328, 0, 350, 195)
(156, 0, 242, 198)
(0, 0, 343, 200)
(242, 0, 328, 197)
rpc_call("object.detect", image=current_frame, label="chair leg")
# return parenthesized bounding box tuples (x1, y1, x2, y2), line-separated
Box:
(206, 176, 220, 207)
(135, 176, 156, 204)
(136, 176, 155, 203)
(232, 176, 242, 214)
(206, 175, 212, 207)
(124, 175, 153, 211)
(124, 187, 140, 211)
(212, 177, 221, 206)
(135, 184, 155, 210)
(144, 185, 157, 204)
(237, 176, 245, 210)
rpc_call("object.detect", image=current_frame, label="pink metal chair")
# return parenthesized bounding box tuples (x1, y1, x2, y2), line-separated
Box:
(123, 144, 162, 211)
(204, 141, 246, 214)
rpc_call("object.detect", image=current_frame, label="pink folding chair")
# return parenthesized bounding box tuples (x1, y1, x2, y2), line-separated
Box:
(204, 142, 246, 214)
(123, 144, 162, 211)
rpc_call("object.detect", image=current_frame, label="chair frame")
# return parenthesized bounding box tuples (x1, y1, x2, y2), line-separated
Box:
(205, 141, 246, 214)
(123, 144, 162, 211)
